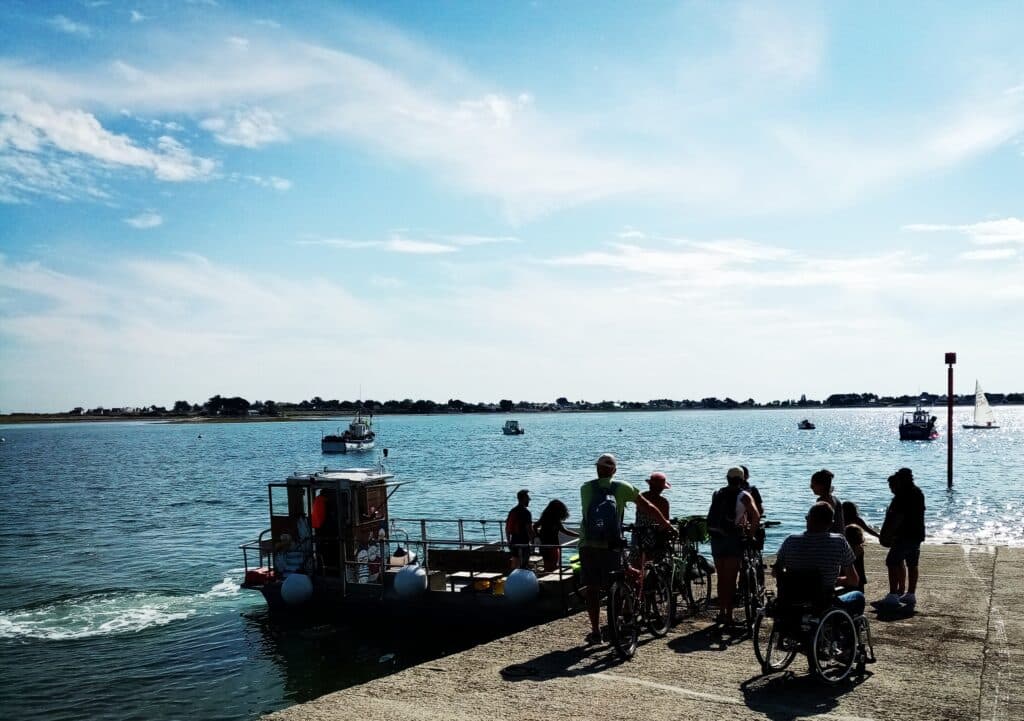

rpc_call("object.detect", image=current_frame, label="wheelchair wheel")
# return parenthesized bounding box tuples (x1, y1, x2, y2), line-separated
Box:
(812, 608, 858, 683)
(608, 579, 639, 659)
(644, 567, 671, 637)
(754, 611, 797, 673)
(684, 556, 713, 615)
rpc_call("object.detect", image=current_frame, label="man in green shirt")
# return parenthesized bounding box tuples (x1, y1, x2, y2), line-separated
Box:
(580, 453, 674, 645)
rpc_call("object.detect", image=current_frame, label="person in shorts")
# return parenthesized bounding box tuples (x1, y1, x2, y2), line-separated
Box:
(579, 454, 673, 645)
(505, 489, 535, 569)
(707, 467, 760, 626)
(877, 467, 925, 608)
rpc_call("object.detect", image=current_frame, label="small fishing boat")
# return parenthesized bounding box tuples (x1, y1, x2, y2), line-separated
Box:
(798, 419, 816, 430)
(322, 411, 375, 453)
(962, 381, 1000, 429)
(899, 398, 938, 441)
(238, 464, 581, 623)
(502, 420, 525, 435)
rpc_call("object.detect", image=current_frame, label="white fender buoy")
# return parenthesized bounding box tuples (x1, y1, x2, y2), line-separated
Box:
(504, 568, 539, 603)
(394, 564, 427, 598)
(281, 573, 313, 605)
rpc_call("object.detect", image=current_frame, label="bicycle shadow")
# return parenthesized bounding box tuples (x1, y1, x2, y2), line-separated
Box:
(740, 671, 867, 720)
(667, 621, 748, 653)
(499, 635, 657, 682)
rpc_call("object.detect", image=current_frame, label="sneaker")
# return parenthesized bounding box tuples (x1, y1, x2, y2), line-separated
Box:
(871, 592, 901, 609)
(899, 592, 916, 607)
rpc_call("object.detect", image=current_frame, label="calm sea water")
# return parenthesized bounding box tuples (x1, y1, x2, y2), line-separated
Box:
(1, 407, 1021, 720)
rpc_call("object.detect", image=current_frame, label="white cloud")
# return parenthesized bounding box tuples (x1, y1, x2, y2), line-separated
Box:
(442, 234, 519, 246)
(959, 248, 1018, 261)
(0, 5, 1020, 217)
(0, 93, 215, 199)
(49, 16, 92, 37)
(246, 174, 291, 191)
(904, 218, 1024, 245)
(130, 10, 147, 23)
(301, 236, 457, 255)
(200, 107, 286, 148)
(124, 212, 163, 229)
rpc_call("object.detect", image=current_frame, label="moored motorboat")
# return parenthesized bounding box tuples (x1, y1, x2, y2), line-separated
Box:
(502, 420, 525, 435)
(962, 380, 1000, 430)
(798, 419, 816, 430)
(322, 411, 375, 453)
(899, 399, 938, 441)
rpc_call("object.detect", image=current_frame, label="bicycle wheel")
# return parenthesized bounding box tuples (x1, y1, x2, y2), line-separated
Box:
(753, 611, 797, 673)
(607, 579, 639, 659)
(742, 562, 760, 631)
(644, 566, 671, 637)
(812, 609, 858, 683)
(684, 555, 713, 615)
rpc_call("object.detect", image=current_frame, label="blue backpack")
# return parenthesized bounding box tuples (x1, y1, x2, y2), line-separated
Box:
(586, 480, 620, 544)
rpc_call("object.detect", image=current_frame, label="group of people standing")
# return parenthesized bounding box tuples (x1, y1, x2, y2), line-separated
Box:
(505, 454, 927, 645)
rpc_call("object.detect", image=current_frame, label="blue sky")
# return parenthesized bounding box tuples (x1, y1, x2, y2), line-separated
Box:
(1, 1, 1022, 412)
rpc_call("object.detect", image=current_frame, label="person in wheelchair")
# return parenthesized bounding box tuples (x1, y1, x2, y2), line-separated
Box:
(774, 502, 864, 615)
(757, 502, 874, 682)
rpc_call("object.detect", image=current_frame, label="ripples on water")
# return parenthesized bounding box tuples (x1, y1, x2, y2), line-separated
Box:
(0, 407, 1020, 720)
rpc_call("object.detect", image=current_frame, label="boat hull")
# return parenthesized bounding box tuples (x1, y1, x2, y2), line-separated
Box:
(246, 576, 580, 626)
(899, 424, 938, 441)
(962, 425, 999, 430)
(321, 439, 375, 454)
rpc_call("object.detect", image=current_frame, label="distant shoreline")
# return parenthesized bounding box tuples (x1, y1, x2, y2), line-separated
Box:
(2, 402, 1021, 425)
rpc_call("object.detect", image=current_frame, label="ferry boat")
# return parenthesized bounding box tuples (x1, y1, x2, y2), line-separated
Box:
(899, 399, 938, 441)
(502, 420, 525, 435)
(322, 411, 375, 453)
(238, 464, 581, 623)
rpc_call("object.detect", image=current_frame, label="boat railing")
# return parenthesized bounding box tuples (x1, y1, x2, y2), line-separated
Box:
(239, 529, 273, 574)
(385, 516, 582, 609)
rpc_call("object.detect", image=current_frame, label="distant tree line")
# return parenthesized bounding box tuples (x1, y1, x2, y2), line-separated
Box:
(59, 389, 1024, 418)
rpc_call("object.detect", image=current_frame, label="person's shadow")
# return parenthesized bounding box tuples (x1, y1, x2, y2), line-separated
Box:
(668, 622, 748, 653)
(499, 635, 654, 681)
(740, 672, 853, 720)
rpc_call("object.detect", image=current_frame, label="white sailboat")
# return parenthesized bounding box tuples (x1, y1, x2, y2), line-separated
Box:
(962, 381, 1000, 430)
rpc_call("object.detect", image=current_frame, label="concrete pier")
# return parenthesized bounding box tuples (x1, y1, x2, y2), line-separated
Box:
(266, 544, 1022, 721)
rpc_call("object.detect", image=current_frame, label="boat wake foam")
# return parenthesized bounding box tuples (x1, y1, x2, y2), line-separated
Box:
(0, 572, 246, 641)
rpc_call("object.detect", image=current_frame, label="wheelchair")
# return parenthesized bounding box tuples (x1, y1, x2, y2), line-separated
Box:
(753, 568, 875, 684)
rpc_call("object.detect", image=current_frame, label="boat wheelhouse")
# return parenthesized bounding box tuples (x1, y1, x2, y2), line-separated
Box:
(322, 411, 375, 453)
(502, 420, 525, 435)
(239, 466, 581, 622)
(899, 399, 938, 441)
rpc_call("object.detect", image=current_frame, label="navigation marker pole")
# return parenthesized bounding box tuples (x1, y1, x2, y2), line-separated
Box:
(945, 352, 956, 490)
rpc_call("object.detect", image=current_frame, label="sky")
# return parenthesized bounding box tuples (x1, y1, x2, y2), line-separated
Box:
(1, 1, 1023, 413)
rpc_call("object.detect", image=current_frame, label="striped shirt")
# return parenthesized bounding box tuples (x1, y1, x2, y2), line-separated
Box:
(775, 532, 856, 593)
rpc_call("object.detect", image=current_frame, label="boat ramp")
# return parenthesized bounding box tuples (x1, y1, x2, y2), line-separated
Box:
(265, 542, 1023, 721)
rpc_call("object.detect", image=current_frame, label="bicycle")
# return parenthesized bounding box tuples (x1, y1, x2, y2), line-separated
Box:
(667, 515, 714, 623)
(606, 524, 673, 659)
(737, 520, 780, 632)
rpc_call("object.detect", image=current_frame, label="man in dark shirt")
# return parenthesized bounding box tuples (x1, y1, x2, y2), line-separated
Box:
(506, 489, 535, 569)
(810, 469, 846, 534)
(877, 467, 926, 608)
